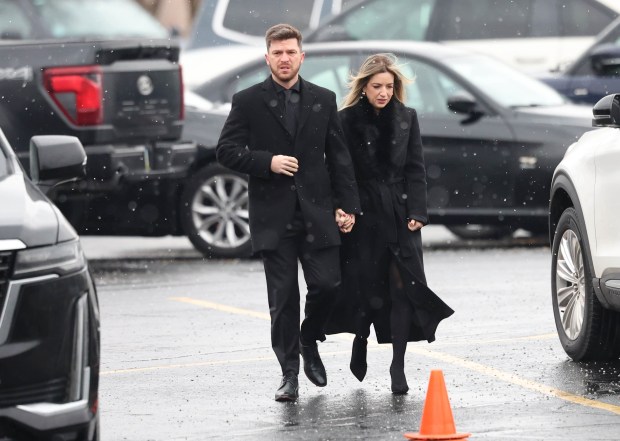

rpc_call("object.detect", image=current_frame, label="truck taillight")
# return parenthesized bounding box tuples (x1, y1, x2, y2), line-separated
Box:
(44, 66, 103, 126)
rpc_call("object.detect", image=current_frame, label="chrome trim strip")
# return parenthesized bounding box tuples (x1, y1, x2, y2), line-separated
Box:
(69, 295, 87, 401)
(0, 239, 26, 251)
(0, 274, 58, 345)
(0, 368, 91, 430)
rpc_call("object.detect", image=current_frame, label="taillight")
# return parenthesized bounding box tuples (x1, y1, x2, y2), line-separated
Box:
(43, 65, 103, 126)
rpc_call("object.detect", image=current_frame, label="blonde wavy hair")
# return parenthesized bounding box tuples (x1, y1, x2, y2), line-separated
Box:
(341, 53, 411, 109)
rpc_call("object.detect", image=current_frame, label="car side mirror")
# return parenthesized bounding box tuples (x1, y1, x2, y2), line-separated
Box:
(590, 44, 620, 77)
(592, 93, 620, 128)
(29, 135, 87, 193)
(447, 92, 485, 125)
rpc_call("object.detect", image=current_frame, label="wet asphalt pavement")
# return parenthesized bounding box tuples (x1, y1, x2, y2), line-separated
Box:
(82, 227, 620, 440)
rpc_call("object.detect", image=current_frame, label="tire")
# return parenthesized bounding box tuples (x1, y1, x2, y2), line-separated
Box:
(551, 207, 620, 361)
(447, 224, 514, 240)
(180, 163, 252, 258)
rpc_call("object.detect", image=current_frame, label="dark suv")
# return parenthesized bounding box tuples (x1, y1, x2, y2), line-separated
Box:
(0, 130, 100, 440)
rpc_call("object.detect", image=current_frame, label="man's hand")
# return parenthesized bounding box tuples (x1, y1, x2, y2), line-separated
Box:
(335, 208, 356, 233)
(270, 155, 298, 176)
(407, 219, 424, 231)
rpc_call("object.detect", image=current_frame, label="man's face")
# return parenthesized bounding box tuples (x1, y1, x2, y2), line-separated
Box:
(265, 38, 304, 86)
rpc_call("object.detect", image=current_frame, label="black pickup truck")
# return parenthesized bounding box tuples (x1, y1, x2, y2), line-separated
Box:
(0, 38, 198, 237)
(0, 0, 251, 259)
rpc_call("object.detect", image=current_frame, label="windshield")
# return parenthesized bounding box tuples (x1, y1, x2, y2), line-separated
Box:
(30, 0, 169, 39)
(447, 55, 567, 108)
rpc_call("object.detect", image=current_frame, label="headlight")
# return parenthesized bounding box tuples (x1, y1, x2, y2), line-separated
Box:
(14, 240, 86, 278)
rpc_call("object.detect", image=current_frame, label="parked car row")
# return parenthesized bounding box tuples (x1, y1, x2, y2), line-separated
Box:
(189, 41, 592, 247)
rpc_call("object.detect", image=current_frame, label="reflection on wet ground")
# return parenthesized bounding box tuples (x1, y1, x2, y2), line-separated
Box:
(559, 360, 620, 397)
(276, 390, 422, 435)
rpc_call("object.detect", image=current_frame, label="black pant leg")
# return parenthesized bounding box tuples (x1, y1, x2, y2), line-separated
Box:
(298, 244, 341, 344)
(262, 226, 303, 375)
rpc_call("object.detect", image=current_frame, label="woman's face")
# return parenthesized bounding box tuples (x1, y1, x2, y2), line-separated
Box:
(362, 72, 395, 112)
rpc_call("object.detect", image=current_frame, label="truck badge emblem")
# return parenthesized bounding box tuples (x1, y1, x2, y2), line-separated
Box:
(137, 75, 154, 96)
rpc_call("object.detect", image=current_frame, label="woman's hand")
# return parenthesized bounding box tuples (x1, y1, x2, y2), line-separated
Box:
(407, 219, 424, 231)
(336, 208, 356, 233)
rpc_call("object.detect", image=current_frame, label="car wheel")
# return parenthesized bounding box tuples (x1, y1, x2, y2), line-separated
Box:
(180, 163, 252, 258)
(551, 207, 620, 361)
(446, 224, 514, 240)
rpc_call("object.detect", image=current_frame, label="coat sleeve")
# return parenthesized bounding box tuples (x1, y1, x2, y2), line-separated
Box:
(324, 94, 361, 214)
(215, 92, 273, 178)
(404, 109, 429, 225)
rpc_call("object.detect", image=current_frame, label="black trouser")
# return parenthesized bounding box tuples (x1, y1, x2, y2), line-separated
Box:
(262, 211, 341, 375)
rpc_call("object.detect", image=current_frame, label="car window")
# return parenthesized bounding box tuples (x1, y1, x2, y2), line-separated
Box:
(0, 1, 33, 39)
(530, 0, 560, 37)
(29, 0, 168, 39)
(315, 0, 436, 41)
(230, 55, 355, 104)
(397, 57, 464, 116)
(300, 56, 353, 104)
(221, 0, 318, 37)
(437, 0, 533, 40)
(561, 0, 616, 36)
(448, 55, 566, 108)
(232, 68, 269, 96)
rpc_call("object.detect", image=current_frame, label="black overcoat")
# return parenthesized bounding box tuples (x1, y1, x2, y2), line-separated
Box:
(216, 77, 360, 253)
(325, 98, 454, 343)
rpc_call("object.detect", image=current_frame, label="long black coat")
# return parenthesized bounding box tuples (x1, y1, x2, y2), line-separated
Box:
(325, 98, 453, 343)
(216, 77, 360, 253)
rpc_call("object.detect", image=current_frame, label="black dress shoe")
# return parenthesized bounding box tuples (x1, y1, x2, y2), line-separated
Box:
(390, 363, 409, 395)
(350, 336, 367, 382)
(299, 339, 327, 387)
(275, 373, 299, 402)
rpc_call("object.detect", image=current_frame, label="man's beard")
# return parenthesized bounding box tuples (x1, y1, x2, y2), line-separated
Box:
(270, 63, 300, 83)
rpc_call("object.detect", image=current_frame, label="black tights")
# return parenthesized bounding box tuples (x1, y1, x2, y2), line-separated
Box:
(389, 260, 412, 368)
(357, 256, 413, 367)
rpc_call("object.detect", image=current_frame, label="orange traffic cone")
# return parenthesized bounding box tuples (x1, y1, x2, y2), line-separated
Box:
(404, 370, 471, 440)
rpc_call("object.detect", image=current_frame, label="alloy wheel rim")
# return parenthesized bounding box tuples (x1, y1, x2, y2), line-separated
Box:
(555, 229, 586, 340)
(191, 174, 250, 250)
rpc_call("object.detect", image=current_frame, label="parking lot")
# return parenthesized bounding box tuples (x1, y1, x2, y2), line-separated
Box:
(85, 232, 620, 440)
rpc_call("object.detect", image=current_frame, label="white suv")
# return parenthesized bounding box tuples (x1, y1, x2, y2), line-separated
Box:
(549, 93, 620, 361)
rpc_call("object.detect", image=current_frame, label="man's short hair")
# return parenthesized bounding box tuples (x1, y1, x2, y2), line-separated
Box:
(265, 24, 302, 50)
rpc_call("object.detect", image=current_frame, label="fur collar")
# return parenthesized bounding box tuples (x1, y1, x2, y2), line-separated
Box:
(342, 98, 409, 175)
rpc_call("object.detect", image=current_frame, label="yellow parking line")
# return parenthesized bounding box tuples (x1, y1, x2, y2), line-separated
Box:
(162, 297, 620, 415)
(170, 296, 270, 320)
(410, 346, 620, 416)
(101, 356, 274, 375)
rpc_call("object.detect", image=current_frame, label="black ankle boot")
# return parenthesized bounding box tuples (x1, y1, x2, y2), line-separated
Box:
(350, 336, 367, 382)
(390, 363, 409, 394)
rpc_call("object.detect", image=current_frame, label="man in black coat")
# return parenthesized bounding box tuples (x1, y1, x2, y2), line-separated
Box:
(216, 23, 360, 402)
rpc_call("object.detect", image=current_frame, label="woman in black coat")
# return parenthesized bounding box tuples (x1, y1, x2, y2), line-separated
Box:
(325, 54, 454, 394)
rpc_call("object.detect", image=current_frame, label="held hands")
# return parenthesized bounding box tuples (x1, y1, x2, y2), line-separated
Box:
(335, 208, 355, 233)
(271, 155, 298, 176)
(407, 219, 424, 232)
